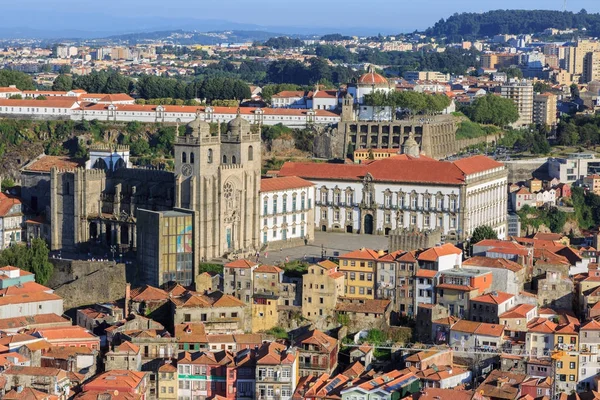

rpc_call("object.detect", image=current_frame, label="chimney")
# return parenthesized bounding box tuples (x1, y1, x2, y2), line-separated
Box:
(124, 283, 130, 318)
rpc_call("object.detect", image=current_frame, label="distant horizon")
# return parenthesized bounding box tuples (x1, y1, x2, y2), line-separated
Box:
(1, 1, 599, 39)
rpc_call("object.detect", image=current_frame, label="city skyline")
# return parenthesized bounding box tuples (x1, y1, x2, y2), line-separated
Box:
(1, 0, 599, 37)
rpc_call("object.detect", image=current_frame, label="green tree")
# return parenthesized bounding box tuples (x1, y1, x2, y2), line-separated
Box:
(8, 94, 22, 100)
(52, 74, 73, 91)
(0, 70, 35, 90)
(464, 94, 519, 126)
(36, 95, 47, 100)
(0, 239, 54, 285)
(470, 225, 498, 244)
(570, 83, 580, 99)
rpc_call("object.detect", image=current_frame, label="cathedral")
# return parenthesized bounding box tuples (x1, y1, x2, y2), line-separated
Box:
(24, 112, 262, 267)
(174, 111, 262, 260)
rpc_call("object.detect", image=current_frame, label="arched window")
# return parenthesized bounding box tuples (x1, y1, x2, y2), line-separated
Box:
(207, 149, 213, 163)
(182, 152, 187, 163)
(248, 145, 254, 161)
(190, 152, 195, 164)
(223, 155, 228, 164)
(232, 155, 237, 164)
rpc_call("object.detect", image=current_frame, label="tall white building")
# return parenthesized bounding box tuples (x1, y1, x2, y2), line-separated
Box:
(500, 79, 534, 127)
(278, 154, 508, 241)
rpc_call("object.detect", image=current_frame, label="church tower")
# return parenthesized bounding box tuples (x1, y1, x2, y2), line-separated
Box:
(402, 132, 420, 158)
(341, 92, 355, 122)
(174, 111, 261, 260)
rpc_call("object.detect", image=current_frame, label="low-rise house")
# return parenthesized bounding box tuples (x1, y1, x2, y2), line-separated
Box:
(404, 349, 453, 371)
(469, 291, 516, 323)
(349, 344, 374, 370)
(294, 329, 338, 377)
(340, 369, 421, 400)
(4, 387, 60, 400)
(475, 370, 527, 400)
(463, 256, 527, 296)
(525, 317, 557, 359)
(579, 319, 600, 391)
(30, 326, 100, 351)
(0, 314, 71, 334)
(301, 260, 344, 326)
(83, 370, 148, 400)
(175, 323, 208, 352)
(499, 304, 538, 343)
(205, 333, 263, 352)
(436, 268, 493, 318)
(177, 350, 235, 399)
(157, 362, 177, 400)
(222, 259, 257, 304)
(105, 341, 142, 371)
(171, 290, 249, 333)
(41, 346, 97, 378)
(0, 193, 24, 249)
(449, 320, 505, 350)
(335, 298, 391, 331)
(520, 376, 553, 399)
(255, 342, 298, 400)
(416, 365, 471, 389)
(2, 366, 71, 399)
(0, 267, 63, 319)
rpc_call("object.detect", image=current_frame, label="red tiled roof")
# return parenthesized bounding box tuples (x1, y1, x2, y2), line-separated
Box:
(453, 155, 504, 175)
(22, 155, 84, 173)
(254, 265, 283, 274)
(416, 269, 438, 278)
(358, 70, 389, 85)
(471, 291, 514, 305)
(339, 248, 382, 261)
(0, 193, 21, 217)
(451, 320, 504, 336)
(225, 259, 257, 268)
(0, 98, 79, 108)
(260, 176, 313, 192)
(463, 256, 524, 272)
(84, 370, 147, 391)
(499, 304, 536, 319)
(418, 243, 462, 262)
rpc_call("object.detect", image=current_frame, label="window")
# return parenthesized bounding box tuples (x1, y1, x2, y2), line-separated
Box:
(273, 198, 278, 214)
(248, 145, 254, 161)
(263, 198, 268, 215)
(334, 192, 341, 204)
(411, 196, 417, 209)
(190, 152, 195, 164)
(424, 197, 430, 209)
(450, 197, 456, 211)
(232, 155, 237, 164)
(411, 215, 417, 225)
(321, 210, 327, 219)
(207, 149, 213, 164)
(321, 191, 327, 204)
(437, 197, 443, 209)
(570, 362, 576, 369)
(182, 152, 187, 163)
(424, 215, 430, 227)
(223, 155, 228, 164)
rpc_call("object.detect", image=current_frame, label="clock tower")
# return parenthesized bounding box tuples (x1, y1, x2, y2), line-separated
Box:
(174, 110, 261, 260)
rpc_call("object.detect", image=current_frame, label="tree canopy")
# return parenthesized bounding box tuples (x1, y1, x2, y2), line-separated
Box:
(462, 94, 519, 126)
(0, 239, 54, 285)
(470, 225, 498, 245)
(425, 9, 600, 41)
(363, 91, 452, 115)
(0, 70, 35, 90)
(263, 37, 304, 49)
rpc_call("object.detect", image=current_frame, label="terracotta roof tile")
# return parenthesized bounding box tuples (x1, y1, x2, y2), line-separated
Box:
(22, 155, 84, 173)
(224, 259, 257, 268)
(260, 176, 314, 192)
(471, 291, 514, 305)
(418, 243, 462, 262)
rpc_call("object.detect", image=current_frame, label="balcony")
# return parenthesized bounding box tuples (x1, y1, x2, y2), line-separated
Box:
(257, 375, 291, 382)
(299, 362, 329, 370)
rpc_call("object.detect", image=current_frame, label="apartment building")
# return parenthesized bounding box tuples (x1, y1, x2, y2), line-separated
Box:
(533, 92, 558, 127)
(222, 259, 257, 304)
(500, 79, 534, 127)
(255, 342, 298, 400)
(338, 248, 380, 299)
(177, 350, 235, 399)
(436, 269, 492, 318)
(294, 329, 338, 377)
(301, 260, 345, 323)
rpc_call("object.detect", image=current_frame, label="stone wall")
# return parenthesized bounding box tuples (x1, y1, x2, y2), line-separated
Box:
(49, 260, 127, 310)
(504, 158, 549, 183)
(389, 229, 444, 252)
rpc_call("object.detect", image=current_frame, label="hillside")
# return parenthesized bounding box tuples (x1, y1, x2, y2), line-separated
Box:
(425, 9, 600, 40)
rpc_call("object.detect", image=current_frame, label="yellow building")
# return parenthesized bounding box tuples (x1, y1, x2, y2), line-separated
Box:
(353, 148, 401, 163)
(301, 260, 345, 322)
(338, 248, 382, 299)
(583, 175, 600, 196)
(527, 178, 543, 193)
(158, 362, 177, 400)
(533, 93, 558, 127)
(251, 294, 278, 333)
(553, 323, 579, 393)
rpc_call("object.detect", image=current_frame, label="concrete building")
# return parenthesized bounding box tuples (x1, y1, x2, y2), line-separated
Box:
(449, 320, 505, 351)
(278, 155, 508, 241)
(533, 92, 557, 127)
(338, 248, 381, 299)
(548, 153, 600, 183)
(435, 269, 492, 319)
(462, 256, 526, 296)
(583, 174, 600, 195)
(105, 341, 142, 371)
(177, 350, 235, 399)
(2, 366, 71, 398)
(469, 291, 516, 324)
(301, 260, 345, 325)
(136, 209, 195, 287)
(404, 71, 450, 82)
(259, 176, 315, 248)
(255, 342, 298, 400)
(584, 51, 600, 83)
(157, 362, 177, 400)
(579, 319, 600, 391)
(500, 79, 534, 127)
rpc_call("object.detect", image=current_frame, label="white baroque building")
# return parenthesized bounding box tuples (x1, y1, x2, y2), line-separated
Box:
(277, 154, 508, 241)
(259, 176, 315, 247)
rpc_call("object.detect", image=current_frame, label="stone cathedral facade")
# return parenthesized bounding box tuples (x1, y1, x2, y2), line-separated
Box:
(174, 112, 262, 260)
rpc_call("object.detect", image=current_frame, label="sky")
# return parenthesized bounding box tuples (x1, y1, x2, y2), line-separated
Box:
(2, 0, 600, 35)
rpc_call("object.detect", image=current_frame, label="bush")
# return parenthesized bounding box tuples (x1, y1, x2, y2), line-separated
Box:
(265, 327, 289, 339)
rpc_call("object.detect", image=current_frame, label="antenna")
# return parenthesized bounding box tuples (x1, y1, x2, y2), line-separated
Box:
(563, 0, 567, 12)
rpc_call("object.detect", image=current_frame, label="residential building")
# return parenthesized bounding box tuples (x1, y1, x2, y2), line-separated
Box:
(533, 92, 558, 127)
(301, 260, 344, 324)
(105, 341, 142, 371)
(294, 329, 338, 377)
(449, 320, 505, 350)
(222, 259, 257, 304)
(334, 298, 391, 331)
(157, 362, 177, 400)
(548, 153, 600, 184)
(0, 267, 63, 319)
(277, 155, 509, 241)
(436, 268, 492, 318)
(41, 346, 97, 379)
(554, 323, 579, 393)
(340, 369, 421, 400)
(404, 71, 450, 82)
(579, 319, 600, 391)
(500, 79, 534, 127)
(260, 176, 315, 247)
(338, 248, 380, 299)
(353, 148, 401, 163)
(30, 326, 100, 351)
(584, 174, 600, 195)
(584, 49, 600, 82)
(475, 370, 527, 400)
(83, 370, 148, 400)
(177, 350, 235, 399)
(255, 342, 298, 400)
(175, 323, 208, 352)
(462, 256, 526, 296)
(499, 304, 538, 342)
(0, 193, 23, 248)
(2, 366, 71, 399)
(525, 317, 557, 358)
(469, 291, 516, 323)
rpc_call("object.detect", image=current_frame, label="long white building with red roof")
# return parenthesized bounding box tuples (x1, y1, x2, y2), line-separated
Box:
(277, 154, 508, 241)
(0, 93, 340, 128)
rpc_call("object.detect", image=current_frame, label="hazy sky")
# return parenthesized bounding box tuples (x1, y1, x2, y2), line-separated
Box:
(3, 0, 600, 32)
